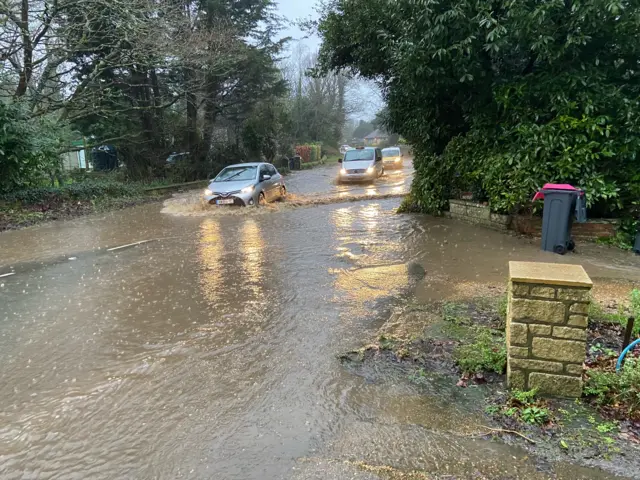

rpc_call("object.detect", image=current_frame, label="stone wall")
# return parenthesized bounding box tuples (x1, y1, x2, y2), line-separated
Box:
(448, 200, 511, 231)
(506, 261, 592, 397)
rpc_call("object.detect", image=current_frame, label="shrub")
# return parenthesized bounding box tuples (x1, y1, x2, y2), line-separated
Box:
(521, 406, 550, 425)
(584, 358, 640, 419)
(454, 328, 506, 375)
(317, 0, 640, 217)
(295, 145, 311, 162)
(0, 181, 144, 207)
(309, 144, 319, 163)
(0, 101, 71, 193)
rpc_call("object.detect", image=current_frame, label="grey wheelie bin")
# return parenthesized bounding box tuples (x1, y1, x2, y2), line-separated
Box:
(533, 183, 587, 255)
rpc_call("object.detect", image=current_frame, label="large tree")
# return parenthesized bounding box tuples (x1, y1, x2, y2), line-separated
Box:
(1, 0, 288, 185)
(317, 0, 640, 217)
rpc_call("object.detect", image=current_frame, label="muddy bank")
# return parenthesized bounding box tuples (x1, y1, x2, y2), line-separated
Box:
(0, 193, 167, 232)
(338, 295, 640, 479)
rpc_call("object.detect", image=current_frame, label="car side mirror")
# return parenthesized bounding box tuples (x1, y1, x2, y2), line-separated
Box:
(338, 158, 342, 163)
(261, 174, 271, 182)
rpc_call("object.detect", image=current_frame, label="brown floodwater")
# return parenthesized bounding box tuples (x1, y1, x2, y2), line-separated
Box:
(0, 161, 639, 479)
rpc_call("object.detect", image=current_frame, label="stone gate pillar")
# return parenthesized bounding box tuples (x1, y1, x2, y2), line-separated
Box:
(506, 261, 592, 397)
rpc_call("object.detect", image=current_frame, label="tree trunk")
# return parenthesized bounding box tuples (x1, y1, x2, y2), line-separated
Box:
(202, 77, 218, 161)
(184, 67, 199, 151)
(15, 0, 33, 97)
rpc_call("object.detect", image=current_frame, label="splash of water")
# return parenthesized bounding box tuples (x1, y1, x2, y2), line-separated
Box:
(161, 191, 408, 217)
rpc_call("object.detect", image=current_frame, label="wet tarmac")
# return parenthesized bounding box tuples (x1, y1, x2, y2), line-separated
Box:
(0, 160, 639, 479)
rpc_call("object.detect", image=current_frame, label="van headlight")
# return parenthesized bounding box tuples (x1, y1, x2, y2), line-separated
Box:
(366, 166, 374, 174)
(340, 168, 347, 175)
(204, 188, 213, 196)
(241, 185, 254, 194)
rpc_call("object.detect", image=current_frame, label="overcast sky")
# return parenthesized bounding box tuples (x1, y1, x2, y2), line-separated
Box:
(276, 0, 321, 50)
(274, 0, 384, 121)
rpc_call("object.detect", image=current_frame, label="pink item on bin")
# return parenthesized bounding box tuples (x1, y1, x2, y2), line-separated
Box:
(533, 184, 582, 201)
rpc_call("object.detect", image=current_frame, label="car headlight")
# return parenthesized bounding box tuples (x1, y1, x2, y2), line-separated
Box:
(366, 166, 374, 174)
(204, 188, 213, 196)
(395, 157, 401, 162)
(241, 185, 254, 194)
(340, 168, 347, 175)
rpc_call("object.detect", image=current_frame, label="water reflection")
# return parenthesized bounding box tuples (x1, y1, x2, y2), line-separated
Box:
(330, 204, 409, 316)
(239, 219, 264, 297)
(198, 217, 267, 318)
(360, 203, 380, 233)
(198, 218, 224, 304)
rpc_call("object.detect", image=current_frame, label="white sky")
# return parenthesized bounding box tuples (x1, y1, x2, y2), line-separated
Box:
(277, 0, 321, 49)
(275, 0, 383, 121)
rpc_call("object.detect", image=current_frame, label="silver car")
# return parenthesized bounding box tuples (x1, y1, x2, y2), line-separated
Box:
(204, 163, 286, 206)
(338, 147, 384, 182)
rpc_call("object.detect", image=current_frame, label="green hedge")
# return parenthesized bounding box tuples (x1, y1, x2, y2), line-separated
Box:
(0, 181, 145, 206)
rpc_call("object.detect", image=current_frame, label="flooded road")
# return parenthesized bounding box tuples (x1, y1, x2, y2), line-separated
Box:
(1, 161, 639, 479)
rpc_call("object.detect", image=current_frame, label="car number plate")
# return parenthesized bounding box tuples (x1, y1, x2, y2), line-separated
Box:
(216, 199, 234, 205)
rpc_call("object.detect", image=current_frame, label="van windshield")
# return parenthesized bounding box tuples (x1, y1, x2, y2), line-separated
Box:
(382, 148, 400, 157)
(343, 149, 374, 162)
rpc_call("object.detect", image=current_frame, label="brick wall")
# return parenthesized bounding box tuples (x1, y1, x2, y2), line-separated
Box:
(507, 262, 592, 397)
(511, 215, 617, 239)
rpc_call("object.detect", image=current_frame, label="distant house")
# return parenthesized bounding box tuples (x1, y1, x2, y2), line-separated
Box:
(363, 129, 389, 146)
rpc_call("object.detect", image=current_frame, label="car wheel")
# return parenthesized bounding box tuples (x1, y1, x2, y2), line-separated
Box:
(381, 167, 385, 177)
(279, 186, 287, 200)
(258, 192, 267, 206)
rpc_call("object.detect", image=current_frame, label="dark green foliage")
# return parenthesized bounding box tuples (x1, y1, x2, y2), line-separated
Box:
(488, 389, 552, 426)
(242, 98, 293, 162)
(454, 328, 506, 375)
(2, 0, 289, 189)
(317, 0, 640, 216)
(1, 181, 144, 207)
(352, 120, 374, 140)
(584, 358, 640, 419)
(0, 102, 69, 193)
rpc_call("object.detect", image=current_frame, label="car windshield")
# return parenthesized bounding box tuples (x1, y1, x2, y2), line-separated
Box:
(343, 149, 374, 162)
(214, 166, 257, 182)
(382, 148, 400, 157)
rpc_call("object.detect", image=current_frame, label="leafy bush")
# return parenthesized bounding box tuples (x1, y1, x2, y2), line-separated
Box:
(0, 181, 144, 206)
(521, 406, 550, 426)
(454, 328, 506, 375)
(295, 145, 311, 162)
(584, 358, 640, 419)
(309, 144, 319, 163)
(487, 388, 552, 426)
(317, 0, 640, 217)
(0, 102, 70, 193)
(295, 144, 322, 163)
